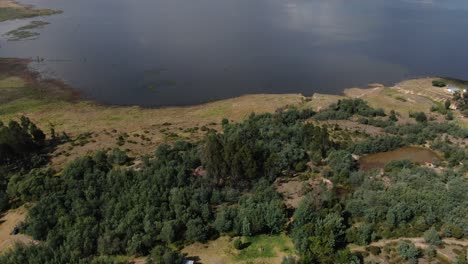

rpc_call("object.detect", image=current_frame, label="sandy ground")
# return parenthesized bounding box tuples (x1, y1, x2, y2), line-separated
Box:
(0, 206, 35, 253)
(0, 0, 22, 8)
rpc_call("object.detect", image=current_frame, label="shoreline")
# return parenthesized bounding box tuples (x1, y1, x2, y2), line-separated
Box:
(0, 0, 62, 22)
(2, 56, 466, 113)
(1, 57, 467, 168)
(0, 58, 456, 111)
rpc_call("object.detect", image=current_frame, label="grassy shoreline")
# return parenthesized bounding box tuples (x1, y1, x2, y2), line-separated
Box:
(0, 0, 62, 22)
(0, 58, 467, 169)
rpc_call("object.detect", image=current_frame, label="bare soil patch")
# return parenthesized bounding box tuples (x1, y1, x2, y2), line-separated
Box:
(0, 206, 35, 253)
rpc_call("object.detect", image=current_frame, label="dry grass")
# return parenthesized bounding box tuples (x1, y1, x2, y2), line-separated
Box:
(1, 59, 466, 168)
(303, 93, 346, 111)
(182, 234, 295, 264)
(0, 0, 21, 8)
(0, 206, 35, 253)
(0, 59, 304, 168)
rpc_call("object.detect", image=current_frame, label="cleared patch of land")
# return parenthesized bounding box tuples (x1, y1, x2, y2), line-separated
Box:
(182, 234, 295, 264)
(0, 206, 35, 253)
(276, 176, 332, 209)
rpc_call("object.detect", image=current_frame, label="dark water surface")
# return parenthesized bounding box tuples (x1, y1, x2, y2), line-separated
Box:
(1, 0, 468, 106)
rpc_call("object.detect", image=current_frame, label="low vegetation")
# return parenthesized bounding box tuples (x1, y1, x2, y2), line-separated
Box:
(5, 21, 50, 41)
(432, 80, 447, 87)
(0, 95, 465, 263)
(0, 1, 61, 22)
(0, 58, 467, 263)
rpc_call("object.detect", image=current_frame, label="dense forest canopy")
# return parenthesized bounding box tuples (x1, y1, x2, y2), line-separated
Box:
(0, 98, 467, 263)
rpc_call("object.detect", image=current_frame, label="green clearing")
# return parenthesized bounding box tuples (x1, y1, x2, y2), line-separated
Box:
(0, 7, 61, 22)
(232, 234, 294, 261)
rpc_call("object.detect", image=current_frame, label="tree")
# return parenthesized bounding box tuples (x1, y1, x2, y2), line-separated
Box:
(233, 238, 243, 250)
(397, 241, 420, 264)
(108, 148, 128, 165)
(445, 99, 451, 110)
(147, 245, 183, 264)
(328, 150, 356, 183)
(424, 228, 442, 246)
(414, 112, 427, 123)
(446, 111, 454, 120)
(241, 217, 251, 237)
(160, 221, 176, 243)
(185, 218, 207, 242)
(264, 200, 287, 234)
(432, 80, 447, 87)
(214, 206, 236, 233)
(425, 246, 436, 261)
(389, 110, 398, 122)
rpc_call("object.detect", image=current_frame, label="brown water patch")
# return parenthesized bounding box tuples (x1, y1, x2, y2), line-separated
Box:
(359, 146, 441, 171)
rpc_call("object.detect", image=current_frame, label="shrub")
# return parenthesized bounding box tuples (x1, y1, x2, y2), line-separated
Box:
(366, 246, 381, 256)
(397, 241, 420, 264)
(233, 238, 243, 250)
(424, 227, 442, 246)
(432, 80, 447, 87)
(425, 246, 437, 260)
(446, 111, 454, 120)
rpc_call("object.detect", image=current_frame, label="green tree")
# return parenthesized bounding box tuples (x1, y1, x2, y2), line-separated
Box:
(389, 110, 398, 122)
(185, 217, 207, 242)
(414, 112, 427, 123)
(397, 241, 420, 264)
(424, 227, 442, 246)
(160, 221, 176, 243)
(241, 217, 251, 237)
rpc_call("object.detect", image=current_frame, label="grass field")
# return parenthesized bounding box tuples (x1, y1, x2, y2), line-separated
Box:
(182, 234, 295, 264)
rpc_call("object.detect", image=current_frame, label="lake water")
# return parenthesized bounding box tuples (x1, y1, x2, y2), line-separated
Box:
(359, 146, 441, 171)
(1, 0, 468, 106)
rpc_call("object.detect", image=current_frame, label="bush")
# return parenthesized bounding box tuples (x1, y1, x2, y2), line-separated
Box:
(424, 228, 442, 246)
(410, 112, 427, 123)
(432, 80, 447, 87)
(425, 246, 437, 260)
(397, 241, 420, 264)
(366, 246, 381, 256)
(108, 148, 128, 165)
(233, 238, 243, 250)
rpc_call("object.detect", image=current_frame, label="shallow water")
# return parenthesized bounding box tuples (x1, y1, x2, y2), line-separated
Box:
(1, 0, 468, 106)
(359, 146, 441, 171)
